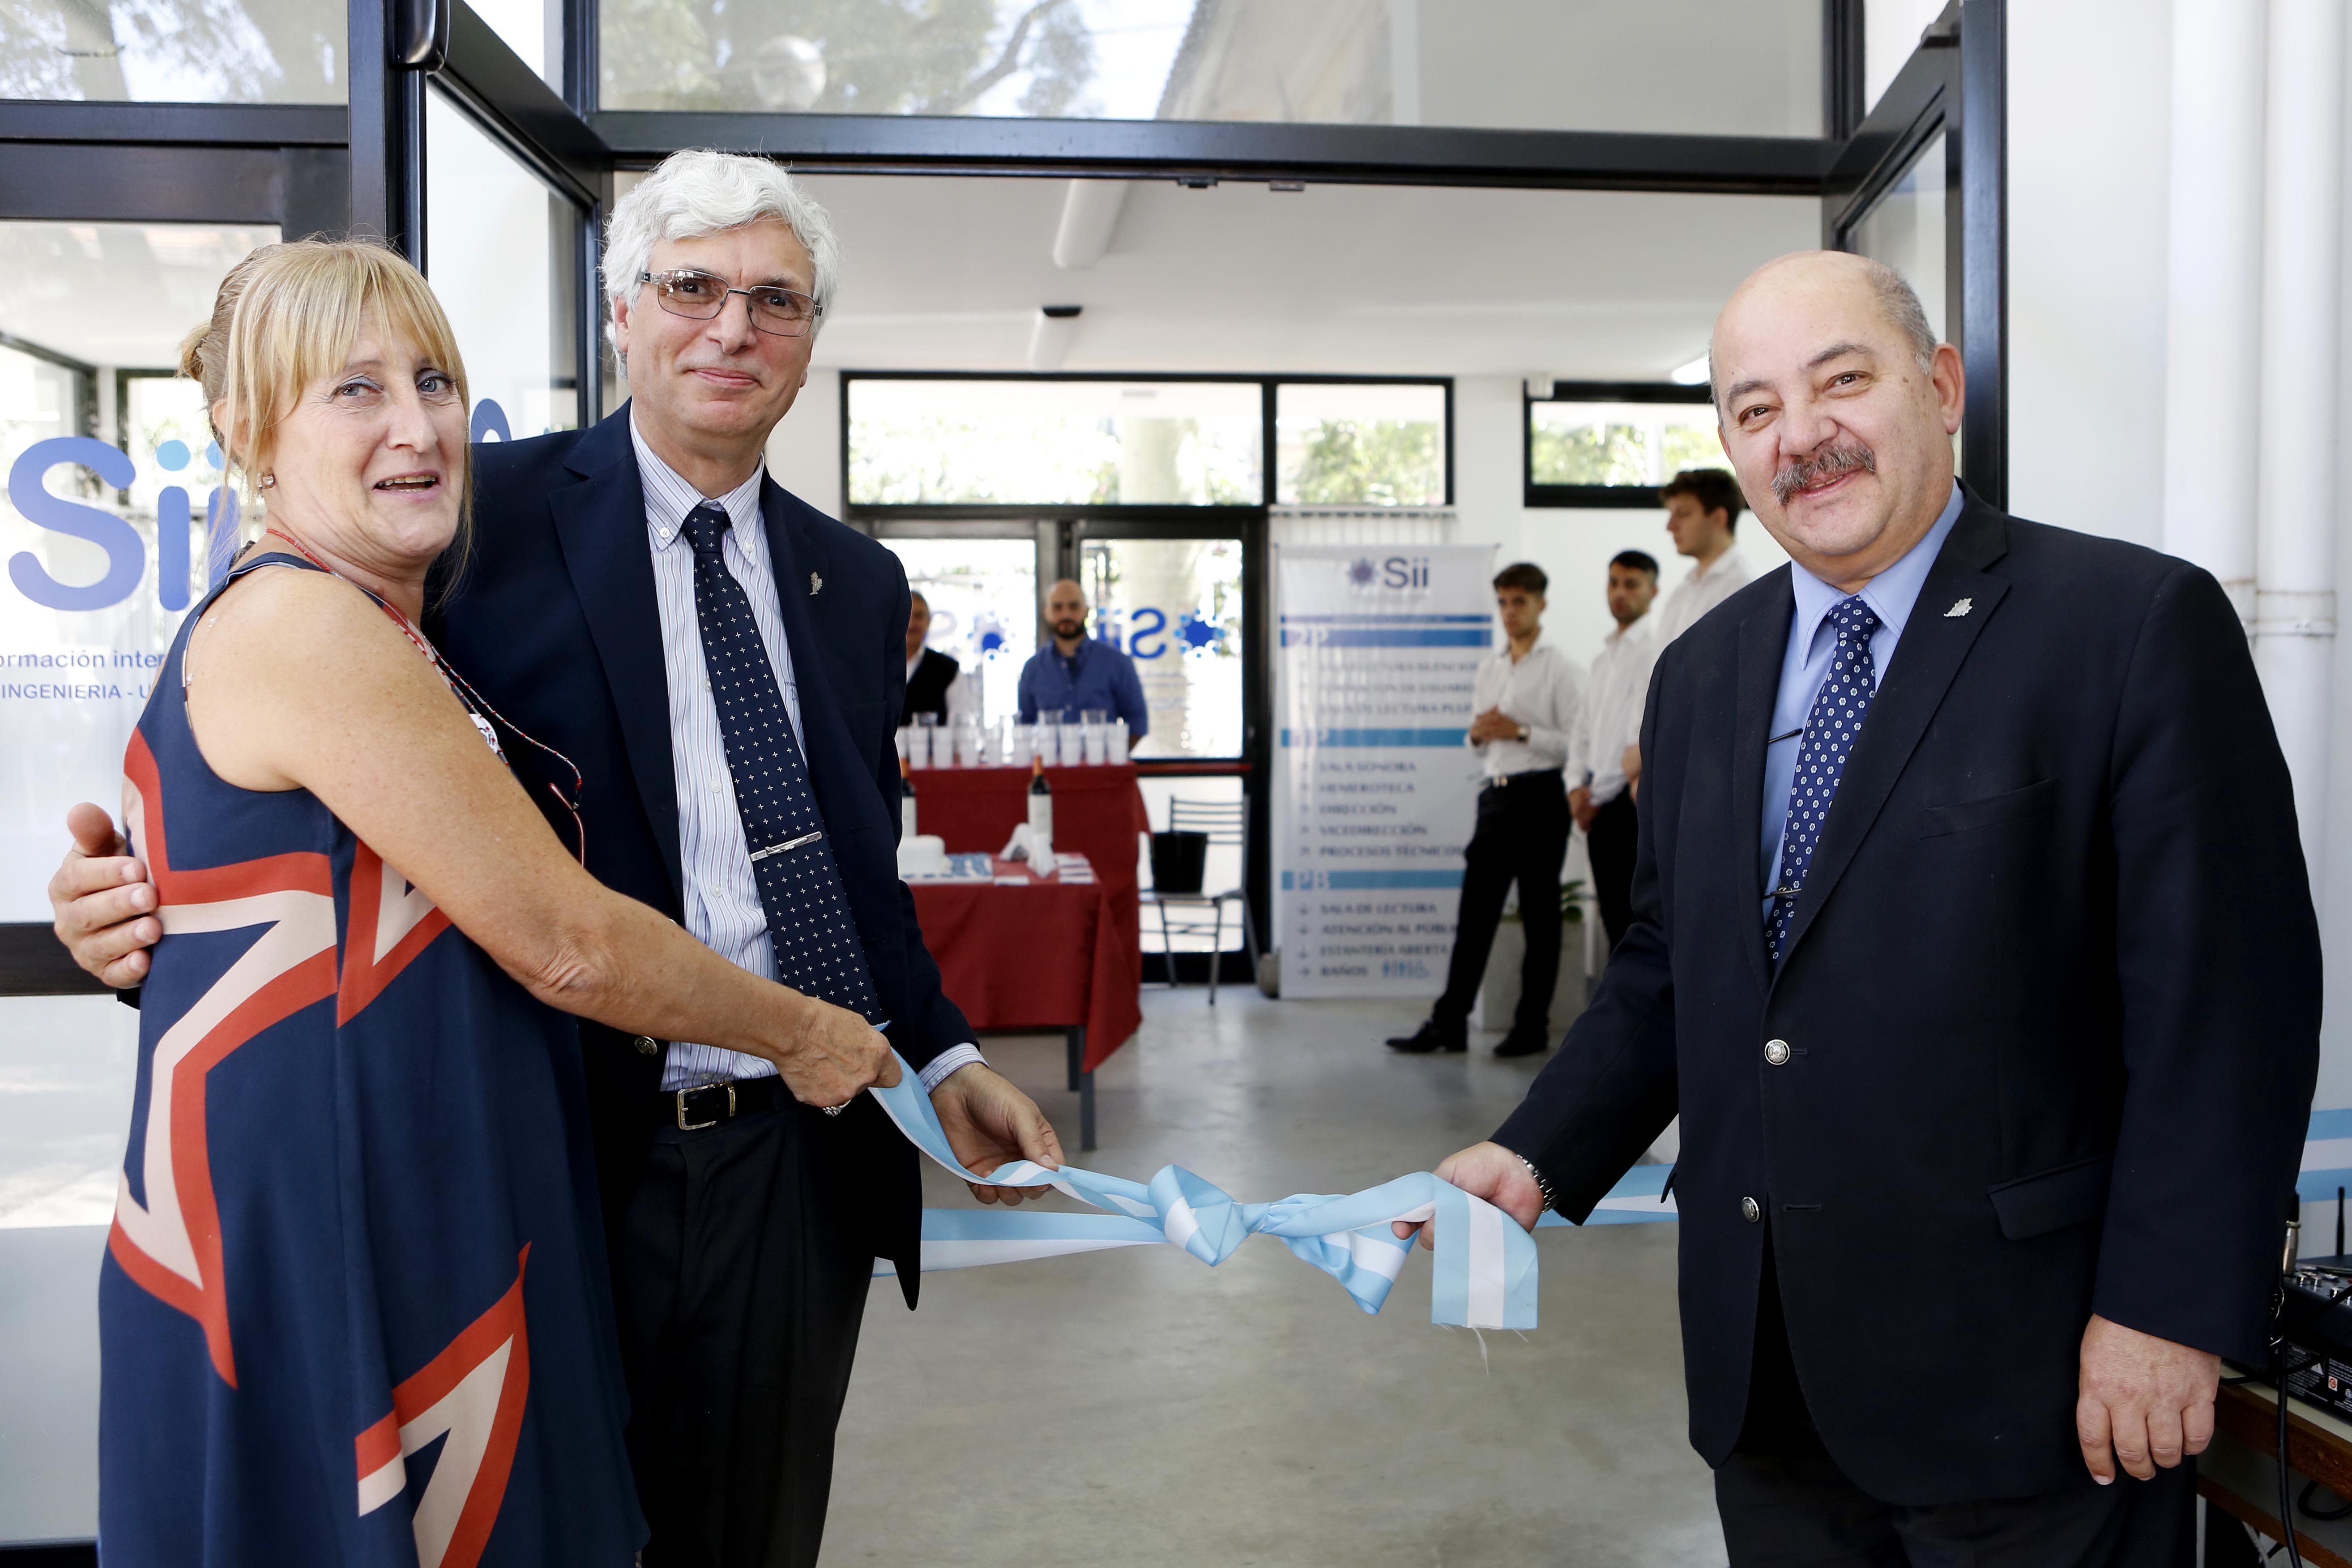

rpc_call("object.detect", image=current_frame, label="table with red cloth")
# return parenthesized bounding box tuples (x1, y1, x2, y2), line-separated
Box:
(904, 765, 1146, 1075)
(907, 858, 1139, 1149)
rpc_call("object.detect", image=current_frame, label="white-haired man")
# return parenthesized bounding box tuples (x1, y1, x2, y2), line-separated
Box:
(47, 150, 1058, 1568)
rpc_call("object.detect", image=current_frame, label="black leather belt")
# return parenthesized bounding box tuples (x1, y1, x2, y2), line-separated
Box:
(656, 1074, 788, 1131)
(1483, 768, 1563, 791)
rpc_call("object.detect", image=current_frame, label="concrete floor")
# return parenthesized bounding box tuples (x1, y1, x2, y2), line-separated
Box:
(826, 989, 1725, 1567)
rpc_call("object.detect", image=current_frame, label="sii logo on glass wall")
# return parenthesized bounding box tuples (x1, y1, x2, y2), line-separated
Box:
(8, 401, 512, 614)
(1093, 607, 1227, 660)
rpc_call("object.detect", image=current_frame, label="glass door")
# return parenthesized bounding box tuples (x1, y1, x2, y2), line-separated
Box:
(422, 82, 593, 438)
(1072, 528, 1249, 763)
(0, 210, 288, 1551)
(1822, 0, 2004, 503)
(872, 525, 1041, 733)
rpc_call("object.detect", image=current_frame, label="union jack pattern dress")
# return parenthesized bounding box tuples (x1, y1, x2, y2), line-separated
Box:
(98, 554, 645, 1567)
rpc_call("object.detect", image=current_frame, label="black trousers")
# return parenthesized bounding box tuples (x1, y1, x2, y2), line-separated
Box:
(615, 1099, 875, 1568)
(1432, 772, 1571, 1037)
(1718, 1243, 2194, 1568)
(1586, 789, 1639, 949)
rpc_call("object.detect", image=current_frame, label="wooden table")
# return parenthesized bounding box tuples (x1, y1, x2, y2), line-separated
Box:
(907, 859, 1141, 1151)
(2203, 1376, 2352, 1562)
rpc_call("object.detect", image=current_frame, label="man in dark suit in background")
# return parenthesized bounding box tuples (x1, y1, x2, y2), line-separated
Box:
(903, 590, 974, 726)
(1411, 251, 2319, 1563)
(49, 151, 1059, 1568)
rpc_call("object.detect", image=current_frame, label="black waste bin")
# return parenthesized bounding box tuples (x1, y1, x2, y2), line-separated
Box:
(1148, 830, 1209, 894)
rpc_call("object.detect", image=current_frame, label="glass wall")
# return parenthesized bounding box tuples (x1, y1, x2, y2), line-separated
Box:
(424, 89, 583, 442)
(847, 377, 1261, 507)
(0, 220, 274, 923)
(0, 0, 344, 101)
(1080, 534, 1243, 758)
(1274, 381, 1445, 508)
(602, 0, 1823, 137)
(878, 534, 1037, 730)
(0, 996, 138, 1229)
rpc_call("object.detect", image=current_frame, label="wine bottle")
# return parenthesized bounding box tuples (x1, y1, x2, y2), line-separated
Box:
(1026, 752, 1053, 866)
(901, 753, 918, 839)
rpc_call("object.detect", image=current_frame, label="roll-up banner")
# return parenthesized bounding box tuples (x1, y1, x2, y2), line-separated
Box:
(1273, 545, 1495, 999)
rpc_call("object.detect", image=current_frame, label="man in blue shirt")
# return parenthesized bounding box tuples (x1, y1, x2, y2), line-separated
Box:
(1016, 577, 1150, 739)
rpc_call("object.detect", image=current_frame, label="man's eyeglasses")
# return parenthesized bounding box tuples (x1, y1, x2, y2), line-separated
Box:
(639, 269, 823, 338)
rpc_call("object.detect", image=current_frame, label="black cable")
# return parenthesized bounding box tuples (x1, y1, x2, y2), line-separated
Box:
(2298, 1478, 2352, 1522)
(2274, 1337, 2308, 1568)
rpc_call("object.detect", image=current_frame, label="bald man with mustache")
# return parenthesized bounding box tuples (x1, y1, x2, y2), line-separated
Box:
(1410, 252, 2318, 1564)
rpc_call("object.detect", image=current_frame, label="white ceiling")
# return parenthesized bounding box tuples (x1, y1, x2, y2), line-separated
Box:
(0, 180, 1826, 386)
(799, 172, 1821, 380)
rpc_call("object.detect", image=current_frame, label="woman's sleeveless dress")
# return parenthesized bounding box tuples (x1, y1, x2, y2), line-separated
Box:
(98, 554, 644, 1567)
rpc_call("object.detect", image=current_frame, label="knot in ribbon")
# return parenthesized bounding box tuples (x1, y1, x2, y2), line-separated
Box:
(868, 1055, 1539, 1330)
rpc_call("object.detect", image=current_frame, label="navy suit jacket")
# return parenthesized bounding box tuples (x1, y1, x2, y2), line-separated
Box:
(1495, 490, 2320, 1503)
(433, 404, 969, 1298)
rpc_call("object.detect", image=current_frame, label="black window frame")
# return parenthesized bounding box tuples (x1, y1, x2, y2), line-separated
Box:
(0, 0, 2008, 1020)
(1521, 380, 1718, 509)
(839, 368, 1453, 520)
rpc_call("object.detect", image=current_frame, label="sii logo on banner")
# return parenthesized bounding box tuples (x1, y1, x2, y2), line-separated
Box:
(1346, 555, 1432, 590)
(8, 400, 516, 614)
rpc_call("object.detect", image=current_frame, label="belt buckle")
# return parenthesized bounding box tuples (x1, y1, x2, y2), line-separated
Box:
(675, 1082, 736, 1132)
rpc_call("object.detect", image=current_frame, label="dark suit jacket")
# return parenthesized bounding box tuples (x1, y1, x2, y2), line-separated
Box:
(434, 404, 970, 1301)
(1494, 489, 2320, 1504)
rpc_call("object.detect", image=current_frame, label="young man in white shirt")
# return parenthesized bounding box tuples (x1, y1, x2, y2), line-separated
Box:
(1387, 562, 1584, 1059)
(1568, 550, 1660, 947)
(1648, 466, 1754, 647)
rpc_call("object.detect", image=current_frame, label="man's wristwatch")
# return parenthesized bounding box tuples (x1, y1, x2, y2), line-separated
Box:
(1508, 1149, 1557, 1215)
(1516, 723, 1530, 742)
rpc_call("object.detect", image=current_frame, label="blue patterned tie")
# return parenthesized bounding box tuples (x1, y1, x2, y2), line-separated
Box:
(1766, 595, 1882, 965)
(679, 502, 879, 1021)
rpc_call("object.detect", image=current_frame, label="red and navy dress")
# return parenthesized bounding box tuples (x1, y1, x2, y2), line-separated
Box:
(99, 554, 644, 1567)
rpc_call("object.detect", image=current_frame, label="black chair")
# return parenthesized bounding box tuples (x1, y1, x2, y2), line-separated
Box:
(1139, 796, 1258, 1004)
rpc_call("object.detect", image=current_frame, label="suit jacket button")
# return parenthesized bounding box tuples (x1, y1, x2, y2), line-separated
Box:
(633, 1034, 658, 1057)
(1764, 1038, 1791, 1066)
(1741, 1196, 1762, 1223)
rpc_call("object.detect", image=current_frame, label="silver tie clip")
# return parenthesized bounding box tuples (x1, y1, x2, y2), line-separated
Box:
(749, 830, 823, 863)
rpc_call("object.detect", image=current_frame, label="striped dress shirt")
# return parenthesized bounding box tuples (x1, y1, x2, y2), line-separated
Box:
(632, 418, 982, 1094)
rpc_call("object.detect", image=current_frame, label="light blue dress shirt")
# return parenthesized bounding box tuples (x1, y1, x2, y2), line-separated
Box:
(632, 417, 983, 1094)
(1758, 483, 1966, 916)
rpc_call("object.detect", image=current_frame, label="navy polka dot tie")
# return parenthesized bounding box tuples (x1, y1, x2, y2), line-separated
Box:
(1766, 595, 1882, 966)
(679, 502, 879, 1021)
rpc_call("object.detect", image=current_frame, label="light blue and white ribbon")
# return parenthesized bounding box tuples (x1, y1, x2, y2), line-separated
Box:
(865, 1055, 1540, 1330)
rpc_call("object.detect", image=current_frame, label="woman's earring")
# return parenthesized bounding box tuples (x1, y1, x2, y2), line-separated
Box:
(259, 473, 276, 489)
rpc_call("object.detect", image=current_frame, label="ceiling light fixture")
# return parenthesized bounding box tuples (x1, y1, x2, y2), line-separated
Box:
(1670, 354, 1710, 386)
(1029, 305, 1082, 371)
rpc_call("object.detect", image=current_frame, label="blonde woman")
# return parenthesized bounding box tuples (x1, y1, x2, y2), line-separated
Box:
(99, 240, 900, 1566)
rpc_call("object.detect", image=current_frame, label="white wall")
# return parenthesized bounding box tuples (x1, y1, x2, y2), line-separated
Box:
(2010, 0, 2352, 1116)
(2006, 1, 2173, 551)
(767, 366, 843, 517)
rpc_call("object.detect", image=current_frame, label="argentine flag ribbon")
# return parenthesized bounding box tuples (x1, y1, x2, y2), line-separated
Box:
(865, 1054, 1541, 1331)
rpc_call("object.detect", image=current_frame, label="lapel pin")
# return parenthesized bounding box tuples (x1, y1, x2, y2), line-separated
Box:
(810, 571, 823, 596)
(1945, 597, 1973, 618)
